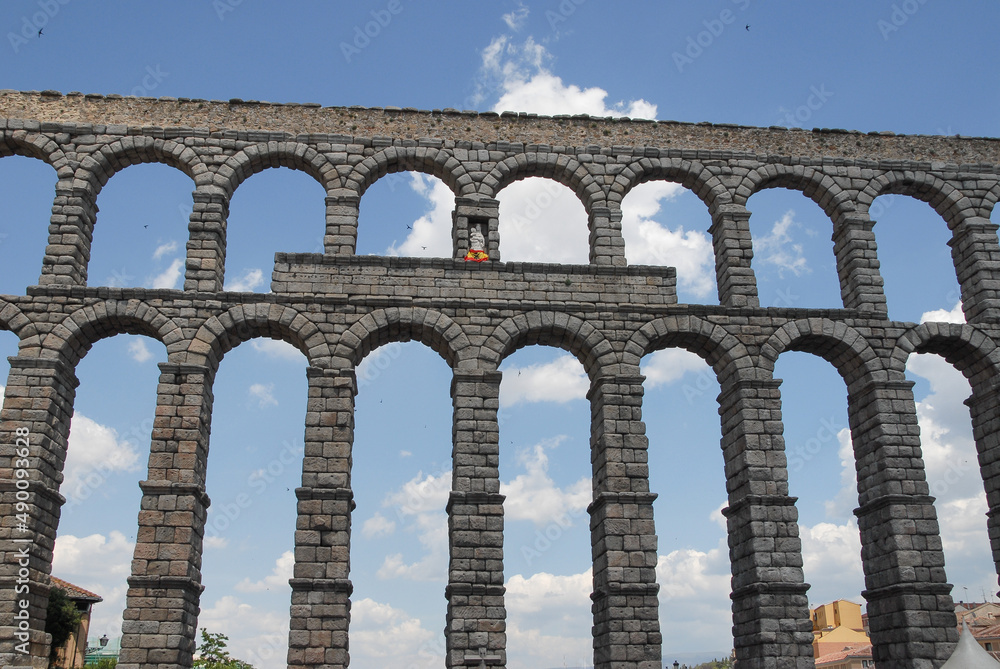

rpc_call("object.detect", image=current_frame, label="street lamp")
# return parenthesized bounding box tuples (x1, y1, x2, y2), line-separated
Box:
(673, 661, 680, 669)
(99, 634, 109, 648)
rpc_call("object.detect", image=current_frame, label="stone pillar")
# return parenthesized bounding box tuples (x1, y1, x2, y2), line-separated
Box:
(453, 197, 500, 261)
(948, 216, 1000, 323)
(588, 206, 627, 267)
(288, 367, 355, 669)
(184, 189, 230, 292)
(832, 214, 888, 315)
(119, 363, 215, 669)
(848, 379, 957, 669)
(965, 380, 1000, 594)
(717, 377, 813, 669)
(588, 374, 660, 669)
(38, 185, 97, 286)
(447, 370, 506, 668)
(0, 357, 78, 668)
(710, 204, 760, 307)
(325, 193, 361, 255)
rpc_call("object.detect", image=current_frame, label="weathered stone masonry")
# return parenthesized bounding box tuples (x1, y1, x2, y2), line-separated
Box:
(1, 90, 1000, 669)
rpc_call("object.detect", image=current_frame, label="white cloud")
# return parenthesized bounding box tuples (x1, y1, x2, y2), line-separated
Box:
(483, 36, 656, 119)
(225, 267, 266, 292)
(204, 535, 229, 549)
(641, 348, 710, 389)
(399, 449, 413, 458)
(248, 382, 278, 408)
(504, 569, 594, 669)
(147, 257, 184, 290)
(51, 531, 135, 642)
(152, 240, 178, 260)
(350, 598, 442, 668)
(251, 338, 302, 361)
(385, 174, 454, 258)
(920, 301, 965, 324)
(235, 550, 294, 592)
(823, 428, 859, 519)
(622, 182, 716, 299)
(197, 595, 289, 669)
(127, 338, 152, 363)
(501, 439, 590, 526)
(502, 4, 529, 31)
(500, 354, 589, 407)
(377, 471, 451, 581)
(799, 519, 866, 605)
(754, 210, 809, 278)
(496, 177, 590, 263)
(62, 414, 142, 505)
(362, 512, 396, 539)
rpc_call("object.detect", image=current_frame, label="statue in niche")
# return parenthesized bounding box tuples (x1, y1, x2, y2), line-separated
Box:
(464, 223, 489, 262)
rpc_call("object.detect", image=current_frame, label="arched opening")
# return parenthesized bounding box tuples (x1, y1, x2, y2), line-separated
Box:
(50, 334, 167, 648)
(498, 345, 593, 668)
(349, 341, 452, 668)
(356, 172, 455, 258)
(906, 352, 995, 605)
(198, 337, 308, 665)
(0, 154, 58, 294)
(746, 189, 841, 309)
(621, 182, 717, 304)
(871, 194, 962, 323)
(641, 347, 733, 661)
(88, 163, 193, 289)
(497, 177, 589, 264)
(225, 168, 326, 292)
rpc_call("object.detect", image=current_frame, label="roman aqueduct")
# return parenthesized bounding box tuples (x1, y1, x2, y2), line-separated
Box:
(2, 90, 1000, 669)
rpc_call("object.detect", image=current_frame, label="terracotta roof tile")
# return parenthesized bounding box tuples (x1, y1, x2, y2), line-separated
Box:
(50, 576, 102, 602)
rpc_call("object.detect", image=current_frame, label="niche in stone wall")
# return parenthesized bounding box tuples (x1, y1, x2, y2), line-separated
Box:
(225, 168, 326, 292)
(88, 163, 193, 290)
(0, 154, 59, 294)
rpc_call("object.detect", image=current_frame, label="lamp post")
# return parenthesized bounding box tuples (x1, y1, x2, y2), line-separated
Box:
(99, 634, 109, 648)
(673, 661, 680, 669)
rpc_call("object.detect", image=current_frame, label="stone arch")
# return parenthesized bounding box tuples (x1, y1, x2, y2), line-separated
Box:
(74, 136, 208, 195)
(983, 181, 1000, 220)
(190, 303, 329, 370)
(759, 318, 884, 391)
(858, 171, 975, 229)
(737, 164, 855, 223)
(625, 314, 751, 382)
(481, 153, 604, 213)
(890, 322, 1000, 387)
(38, 300, 185, 368)
(333, 307, 470, 371)
(346, 146, 471, 198)
(0, 130, 73, 178)
(216, 141, 337, 199)
(610, 157, 731, 215)
(0, 300, 36, 344)
(480, 312, 616, 380)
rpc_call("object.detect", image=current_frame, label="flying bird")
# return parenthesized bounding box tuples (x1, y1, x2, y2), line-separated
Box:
(421, 246, 427, 250)
(406, 224, 412, 229)
(37, 29, 43, 37)
(745, 24, 750, 31)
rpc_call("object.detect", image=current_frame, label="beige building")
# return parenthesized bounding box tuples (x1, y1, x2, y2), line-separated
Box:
(812, 600, 871, 660)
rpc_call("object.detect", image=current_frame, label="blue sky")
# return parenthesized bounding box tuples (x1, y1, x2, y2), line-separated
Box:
(1, 2, 999, 668)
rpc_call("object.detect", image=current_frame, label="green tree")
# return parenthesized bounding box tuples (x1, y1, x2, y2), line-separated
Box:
(193, 629, 255, 669)
(46, 588, 83, 663)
